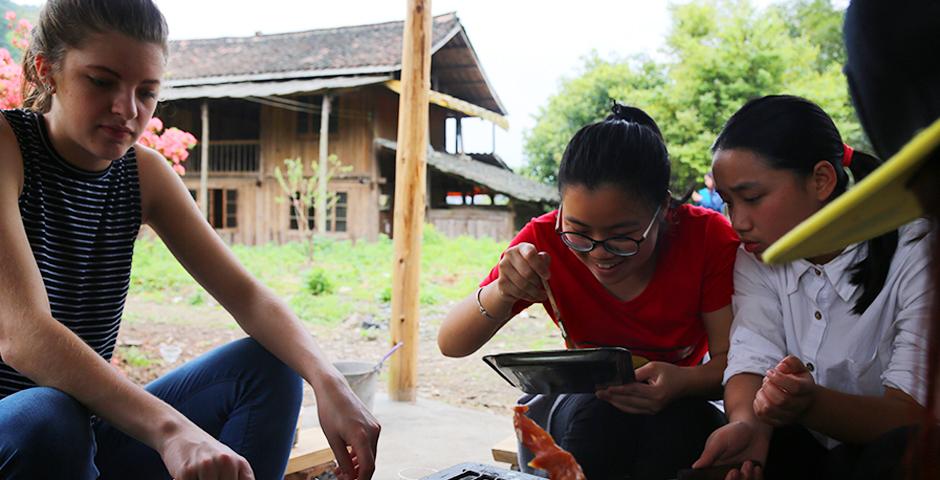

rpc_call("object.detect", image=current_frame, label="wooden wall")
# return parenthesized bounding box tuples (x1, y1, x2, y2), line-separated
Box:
(167, 85, 453, 245)
(427, 207, 514, 241)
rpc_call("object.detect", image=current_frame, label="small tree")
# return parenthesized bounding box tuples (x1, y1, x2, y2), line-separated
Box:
(273, 154, 352, 262)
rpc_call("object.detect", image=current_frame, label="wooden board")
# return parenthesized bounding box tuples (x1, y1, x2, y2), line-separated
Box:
(285, 428, 335, 474)
(491, 434, 519, 467)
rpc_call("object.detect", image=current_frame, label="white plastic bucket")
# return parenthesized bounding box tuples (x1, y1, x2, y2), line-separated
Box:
(334, 361, 378, 412)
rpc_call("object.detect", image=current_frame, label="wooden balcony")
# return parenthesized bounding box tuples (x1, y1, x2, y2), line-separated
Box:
(186, 140, 260, 175)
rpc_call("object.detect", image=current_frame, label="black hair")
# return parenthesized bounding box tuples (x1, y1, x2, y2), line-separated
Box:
(557, 102, 674, 211)
(713, 95, 898, 314)
(846, 2, 940, 476)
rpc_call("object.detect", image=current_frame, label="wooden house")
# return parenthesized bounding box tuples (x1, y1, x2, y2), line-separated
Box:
(158, 13, 557, 244)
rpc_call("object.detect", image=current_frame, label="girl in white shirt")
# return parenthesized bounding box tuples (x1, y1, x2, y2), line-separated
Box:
(693, 95, 931, 479)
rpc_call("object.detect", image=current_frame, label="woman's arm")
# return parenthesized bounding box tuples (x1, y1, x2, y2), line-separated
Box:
(676, 305, 732, 398)
(438, 282, 514, 357)
(801, 383, 920, 442)
(438, 242, 547, 357)
(0, 124, 250, 478)
(137, 146, 379, 479)
(693, 373, 772, 475)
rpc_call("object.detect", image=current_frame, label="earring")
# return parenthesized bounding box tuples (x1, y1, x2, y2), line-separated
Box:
(44, 83, 55, 95)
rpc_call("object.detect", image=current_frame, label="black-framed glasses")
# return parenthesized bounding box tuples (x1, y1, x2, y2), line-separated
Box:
(555, 203, 662, 257)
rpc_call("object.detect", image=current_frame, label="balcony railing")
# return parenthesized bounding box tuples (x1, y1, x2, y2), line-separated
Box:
(186, 140, 260, 174)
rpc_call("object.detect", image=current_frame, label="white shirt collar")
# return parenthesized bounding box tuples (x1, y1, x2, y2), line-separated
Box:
(784, 243, 866, 302)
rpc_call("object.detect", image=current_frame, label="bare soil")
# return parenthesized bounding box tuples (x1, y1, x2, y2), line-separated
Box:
(116, 296, 561, 417)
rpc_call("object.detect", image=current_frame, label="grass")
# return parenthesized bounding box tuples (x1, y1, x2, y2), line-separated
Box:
(130, 225, 505, 326)
(117, 346, 153, 368)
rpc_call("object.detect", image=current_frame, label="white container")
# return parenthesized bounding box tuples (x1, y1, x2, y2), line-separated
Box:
(333, 361, 378, 412)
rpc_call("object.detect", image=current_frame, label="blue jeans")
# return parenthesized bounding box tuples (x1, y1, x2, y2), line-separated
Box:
(0, 338, 303, 480)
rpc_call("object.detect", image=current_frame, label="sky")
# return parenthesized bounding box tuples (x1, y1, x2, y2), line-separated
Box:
(147, 0, 673, 168)
(13, 1, 747, 168)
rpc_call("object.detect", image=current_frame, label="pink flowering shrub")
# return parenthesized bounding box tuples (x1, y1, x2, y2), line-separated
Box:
(1, 11, 197, 176)
(138, 118, 198, 175)
(0, 12, 29, 109)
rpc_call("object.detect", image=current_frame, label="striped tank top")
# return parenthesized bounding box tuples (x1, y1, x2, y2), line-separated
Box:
(0, 109, 141, 399)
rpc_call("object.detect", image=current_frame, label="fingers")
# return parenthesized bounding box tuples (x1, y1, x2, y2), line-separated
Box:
(351, 435, 376, 480)
(634, 362, 657, 382)
(498, 243, 549, 302)
(754, 386, 794, 426)
(692, 439, 721, 469)
(776, 355, 807, 374)
(238, 460, 256, 480)
(597, 383, 661, 414)
(327, 434, 356, 480)
(765, 369, 808, 395)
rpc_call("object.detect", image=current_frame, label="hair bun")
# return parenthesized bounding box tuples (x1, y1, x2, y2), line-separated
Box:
(608, 101, 664, 139)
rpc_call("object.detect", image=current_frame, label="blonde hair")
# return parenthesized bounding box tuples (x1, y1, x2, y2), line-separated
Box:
(21, 0, 168, 113)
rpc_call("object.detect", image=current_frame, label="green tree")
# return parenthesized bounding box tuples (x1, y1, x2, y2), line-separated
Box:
(522, 54, 666, 184)
(524, 0, 863, 192)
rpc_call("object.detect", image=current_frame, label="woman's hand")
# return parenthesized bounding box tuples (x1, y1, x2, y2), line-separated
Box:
(693, 421, 769, 480)
(595, 361, 686, 414)
(495, 242, 550, 304)
(316, 375, 381, 480)
(754, 355, 817, 426)
(160, 426, 254, 480)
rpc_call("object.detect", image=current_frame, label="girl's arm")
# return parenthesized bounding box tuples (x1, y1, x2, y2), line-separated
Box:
(438, 281, 515, 357)
(438, 241, 547, 358)
(136, 146, 379, 479)
(804, 385, 921, 442)
(674, 305, 732, 398)
(757, 357, 922, 442)
(0, 122, 251, 478)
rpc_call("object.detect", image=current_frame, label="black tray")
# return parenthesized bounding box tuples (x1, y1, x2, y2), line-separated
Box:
(482, 347, 635, 394)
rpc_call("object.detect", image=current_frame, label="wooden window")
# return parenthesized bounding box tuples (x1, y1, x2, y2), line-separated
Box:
(296, 95, 339, 135)
(207, 188, 238, 229)
(289, 192, 348, 232)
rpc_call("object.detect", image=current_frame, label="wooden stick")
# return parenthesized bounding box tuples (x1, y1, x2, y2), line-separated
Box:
(541, 278, 572, 348)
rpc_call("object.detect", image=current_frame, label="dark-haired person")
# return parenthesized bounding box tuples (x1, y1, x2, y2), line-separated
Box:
(0, 1, 378, 479)
(692, 95, 931, 480)
(438, 104, 739, 479)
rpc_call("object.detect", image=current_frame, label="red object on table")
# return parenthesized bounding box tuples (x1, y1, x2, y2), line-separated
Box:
(512, 405, 586, 480)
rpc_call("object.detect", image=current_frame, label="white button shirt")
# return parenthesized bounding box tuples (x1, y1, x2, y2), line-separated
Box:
(724, 220, 932, 448)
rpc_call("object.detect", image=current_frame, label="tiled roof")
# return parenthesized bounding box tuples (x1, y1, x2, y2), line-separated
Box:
(166, 13, 462, 82)
(376, 139, 558, 205)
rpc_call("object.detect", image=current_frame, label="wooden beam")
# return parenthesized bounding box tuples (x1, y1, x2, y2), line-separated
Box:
(385, 79, 509, 130)
(199, 100, 209, 219)
(316, 94, 331, 234)
(389, 0, 432, 402)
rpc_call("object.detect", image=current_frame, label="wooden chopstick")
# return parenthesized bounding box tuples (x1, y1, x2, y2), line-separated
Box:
(541, 278, 573, 348)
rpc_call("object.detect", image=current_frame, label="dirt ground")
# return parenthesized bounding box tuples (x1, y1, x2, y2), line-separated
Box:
(117, 295, 562, 417)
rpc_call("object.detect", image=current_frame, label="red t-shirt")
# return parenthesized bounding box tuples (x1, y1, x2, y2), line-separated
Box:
(481, 204, 739, 366)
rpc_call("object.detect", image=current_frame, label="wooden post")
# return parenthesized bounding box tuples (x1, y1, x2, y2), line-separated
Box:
(389, 0, 432, 402)
(199, 100, 210, 220)
(316, 94, 332, 234)
(456, 117, 463, 154)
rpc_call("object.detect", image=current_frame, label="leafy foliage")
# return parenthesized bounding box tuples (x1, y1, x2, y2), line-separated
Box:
(273, 154, 352, 262)
(524, 0, 861, 191)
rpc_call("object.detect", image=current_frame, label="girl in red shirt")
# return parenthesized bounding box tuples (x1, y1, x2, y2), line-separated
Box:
(439, 104, 740, 479)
